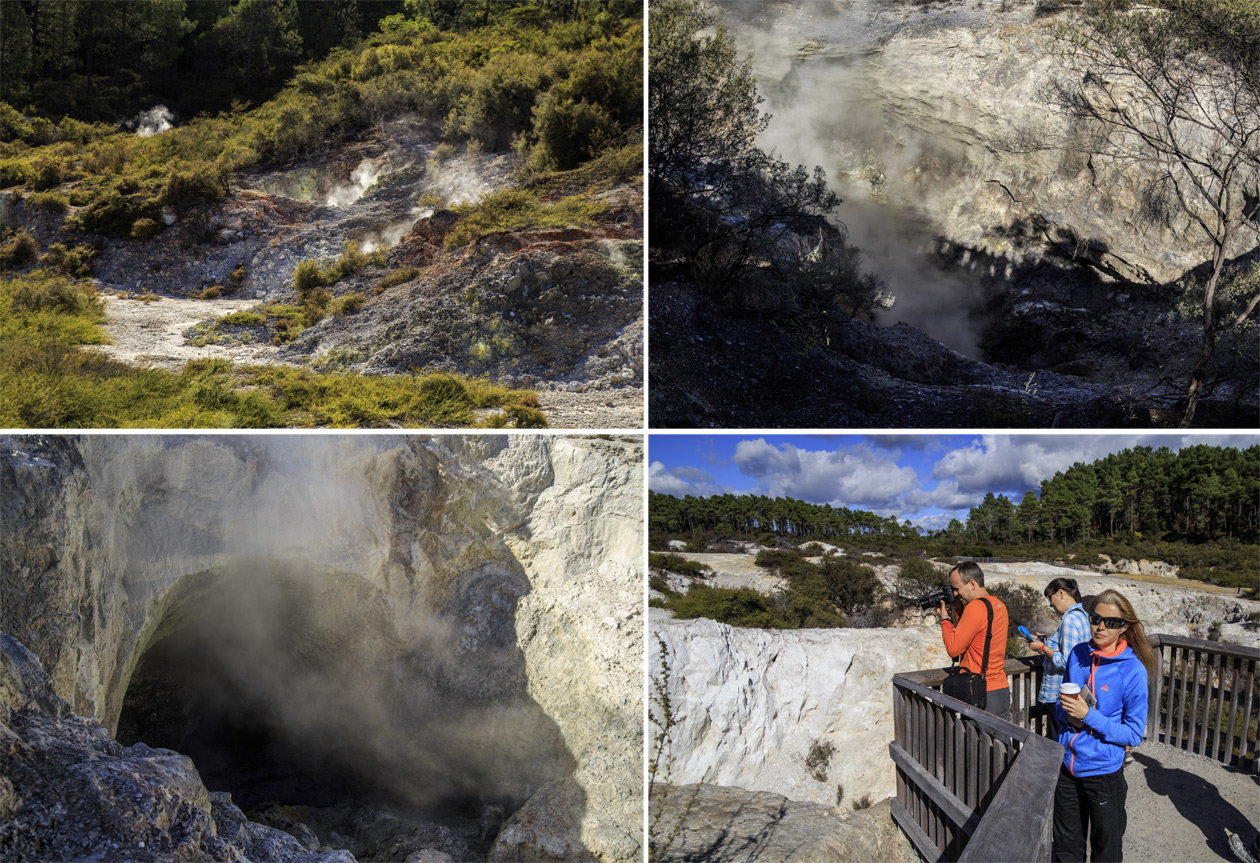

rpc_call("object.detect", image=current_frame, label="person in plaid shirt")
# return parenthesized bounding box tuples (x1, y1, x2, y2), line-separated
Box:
(1031, 577, 1091, 737)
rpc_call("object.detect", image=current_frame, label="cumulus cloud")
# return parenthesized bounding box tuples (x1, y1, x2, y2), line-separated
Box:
(730, 438, 919, 513)
(931, 434, 1255, 496)
(911, 512, 959, 532)
(905, 479, 983, 512)
(648, 461, 730, 498)
(866, 435, 934, 452)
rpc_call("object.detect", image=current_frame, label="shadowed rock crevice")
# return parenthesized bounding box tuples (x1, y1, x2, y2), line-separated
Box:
(0, 435, 643, 862)
(114, 561, 574, 829)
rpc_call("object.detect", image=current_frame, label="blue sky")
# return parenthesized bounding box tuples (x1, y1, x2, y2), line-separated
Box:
(648, 434, 1258, 532)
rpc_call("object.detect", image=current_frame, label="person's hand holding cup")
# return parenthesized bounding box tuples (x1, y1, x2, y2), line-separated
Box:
(1060, 682, 1086, 729)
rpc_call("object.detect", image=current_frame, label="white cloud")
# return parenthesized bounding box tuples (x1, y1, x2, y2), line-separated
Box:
(911, 512, 959, 532)
(731, 438, 920, 512)
(906, 479, 982, 512)
(648, 461, 730, 498)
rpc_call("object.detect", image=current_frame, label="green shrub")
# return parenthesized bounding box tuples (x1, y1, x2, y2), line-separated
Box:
(130, 218, 160, 241)
(332, 293, 366, 315)
(648, 553, 712, 577)
(504, 403, 548, 428)
(376, 266, 421, 291)
(26, 191, 70, 212)
(218, 311, 266, 326)
(656, 584, 786, 629)
(39, 243, 96, 277)
(0, 159, 35, 188)
(32, 160, 64, 191)
(989, 583, 1042, 644)
(897, 556, 948, 601)
(293, 259, 326, 295)
(159, 161, 227, 205)
(443, 187, 607, 248)
(755, 548, 804, 568)
(0, 230, 39, 270)
(7, 270, 100, 315)
(529, 93, 616, 171)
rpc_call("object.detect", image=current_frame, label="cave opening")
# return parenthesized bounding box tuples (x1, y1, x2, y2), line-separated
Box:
(116, 618, 360, 811)
(114, 562, 575, 847)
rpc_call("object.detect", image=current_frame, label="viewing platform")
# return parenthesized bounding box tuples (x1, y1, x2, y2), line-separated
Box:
(653, 634, 1260, 862)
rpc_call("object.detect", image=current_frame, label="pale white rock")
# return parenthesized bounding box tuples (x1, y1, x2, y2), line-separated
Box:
(980, 562, 1260, 649)
(651, 617, 951, 807)
(0, 435, 643, 862)
(731, 2, 1252, 286)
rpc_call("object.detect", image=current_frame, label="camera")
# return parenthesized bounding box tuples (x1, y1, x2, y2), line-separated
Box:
(916, 585, 956, 611)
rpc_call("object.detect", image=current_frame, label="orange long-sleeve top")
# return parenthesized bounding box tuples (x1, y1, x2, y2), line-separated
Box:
(941, 595, 1009, 691)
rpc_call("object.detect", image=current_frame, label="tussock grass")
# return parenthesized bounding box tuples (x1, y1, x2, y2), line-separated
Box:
(0, 269, 543, 429)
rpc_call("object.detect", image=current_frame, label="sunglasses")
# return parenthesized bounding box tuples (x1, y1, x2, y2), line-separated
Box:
(1089, 612, 1127, 630)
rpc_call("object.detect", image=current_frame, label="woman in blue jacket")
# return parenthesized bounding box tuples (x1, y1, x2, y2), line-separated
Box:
(1054, 589, 1156, 863)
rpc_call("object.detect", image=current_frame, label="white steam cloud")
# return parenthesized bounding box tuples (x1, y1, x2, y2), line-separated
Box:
(133, 105, 174, 137)
(324, 156, 391, 208)
(726, 3, 994, 358)
(116, 437, 573, 817)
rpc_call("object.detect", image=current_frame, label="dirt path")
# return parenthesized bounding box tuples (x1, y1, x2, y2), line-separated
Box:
(94, 295, 282, 371)
(1126, 745, 1260, 863)
(534, 386, 643, 430)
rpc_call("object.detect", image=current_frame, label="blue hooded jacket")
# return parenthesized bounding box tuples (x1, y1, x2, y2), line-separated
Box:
(1056, 639, 1149, 777)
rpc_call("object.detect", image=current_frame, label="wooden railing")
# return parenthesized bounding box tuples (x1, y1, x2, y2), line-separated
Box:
(891, 663, 1063, 863)
(1149, 634, 1260, 772)
(892, 635, 1260, 861)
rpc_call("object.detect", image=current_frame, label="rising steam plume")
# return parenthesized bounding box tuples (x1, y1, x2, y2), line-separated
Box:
(725, 1, 992, 357)
(114, 437, 573, 816)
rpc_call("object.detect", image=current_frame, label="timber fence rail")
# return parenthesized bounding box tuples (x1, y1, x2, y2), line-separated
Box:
(891, 662, 1063, 863)
(892, 635, 1259, 861)
(1150, 634, 1260, 772)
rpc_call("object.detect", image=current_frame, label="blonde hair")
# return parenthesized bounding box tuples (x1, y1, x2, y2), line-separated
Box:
(1091, 589, 1157, 679)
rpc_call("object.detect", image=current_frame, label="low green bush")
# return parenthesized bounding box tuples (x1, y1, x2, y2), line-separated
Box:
(443, 187, 608, 248)
(130, 218, 160, 241)
(0, 230, 39, 270)
(648, 553, 712, 577)
(376, 266, 421, 291)
(26, 191, 70, 212)
(653, 584, 787, 629)
(38, 243, 96, 277)
(332, 293, 366, 315)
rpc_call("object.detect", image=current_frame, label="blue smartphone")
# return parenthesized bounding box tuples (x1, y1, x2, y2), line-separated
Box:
(1018, 625, 1035, 642)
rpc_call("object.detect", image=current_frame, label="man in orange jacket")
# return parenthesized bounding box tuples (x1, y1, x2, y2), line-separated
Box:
(935, 561, 1010, 720)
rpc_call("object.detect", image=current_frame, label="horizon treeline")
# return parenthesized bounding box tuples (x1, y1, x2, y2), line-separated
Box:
(649, 445, 1260, 548)
(1, 0, 637, 123)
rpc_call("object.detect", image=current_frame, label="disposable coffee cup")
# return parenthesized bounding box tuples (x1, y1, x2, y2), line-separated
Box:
(1060, 683, 1081, 697)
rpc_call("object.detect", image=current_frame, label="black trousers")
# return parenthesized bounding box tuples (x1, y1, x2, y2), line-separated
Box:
(1053, 764, 1127, 862)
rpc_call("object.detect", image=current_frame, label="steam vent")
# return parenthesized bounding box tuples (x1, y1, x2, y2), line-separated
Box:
(0, 435, 644, 862)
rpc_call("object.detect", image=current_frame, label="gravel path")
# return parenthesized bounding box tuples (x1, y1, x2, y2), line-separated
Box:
(94, 295, 643, 428)
(1126, 745, 1260, 863)
(536, 386, 643, 430)
(94, 295, 282, 370)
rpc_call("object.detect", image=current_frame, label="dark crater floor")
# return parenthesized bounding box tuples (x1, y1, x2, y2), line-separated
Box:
(648, 262, 1258, 429)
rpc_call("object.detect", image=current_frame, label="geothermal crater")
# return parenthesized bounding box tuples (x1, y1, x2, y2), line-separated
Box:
(649, 0, 1256, 428)
(0, 435, 643, 862)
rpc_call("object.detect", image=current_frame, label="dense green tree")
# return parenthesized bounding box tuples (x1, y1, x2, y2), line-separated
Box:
(202, 0, 303, 92)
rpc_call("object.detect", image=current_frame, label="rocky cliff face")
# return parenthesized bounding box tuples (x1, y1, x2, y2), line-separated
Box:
(0, 434, 642, 862)
(1, 634, 355, 863)
(733, 0, 1252, 286)
(651, 614, 951, 808)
